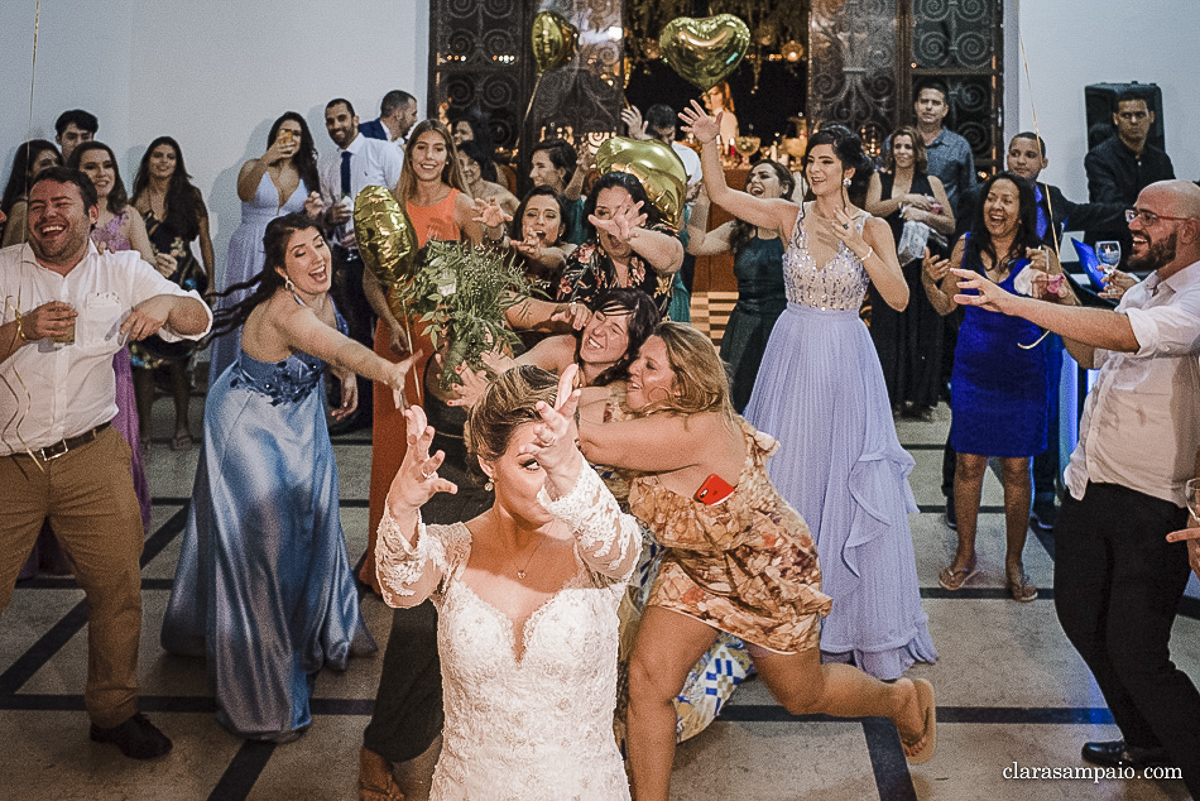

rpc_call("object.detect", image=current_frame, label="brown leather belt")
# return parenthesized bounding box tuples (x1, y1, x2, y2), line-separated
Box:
(29, 422, 111, 461)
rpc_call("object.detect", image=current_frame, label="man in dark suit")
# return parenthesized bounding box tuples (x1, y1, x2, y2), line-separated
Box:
(1084, 92, 1175, 261)
(359, 90, 418, 151)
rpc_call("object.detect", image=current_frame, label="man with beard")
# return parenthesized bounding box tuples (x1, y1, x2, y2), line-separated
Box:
(319, 98, 403, 433)
(0, 167, 210, 759)
(359, 90, 418, 151)
(950, 180, 1200, 798)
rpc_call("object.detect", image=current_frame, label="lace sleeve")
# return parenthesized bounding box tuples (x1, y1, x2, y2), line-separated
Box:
(374, 505, 465, 609)
(538, 461, 639, 584)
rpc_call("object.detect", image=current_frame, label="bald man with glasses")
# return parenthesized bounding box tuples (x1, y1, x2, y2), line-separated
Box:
(950, 180, 1200, 798)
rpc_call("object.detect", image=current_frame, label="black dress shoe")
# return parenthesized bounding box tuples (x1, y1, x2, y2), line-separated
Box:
(1081, 739, 1173, 770)
(1031, 497, 1059, 530)
(945, 496, 958, 530)
(90, 713, 173, 759)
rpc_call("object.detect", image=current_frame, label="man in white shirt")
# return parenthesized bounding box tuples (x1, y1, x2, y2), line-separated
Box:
(319, 98, 404, 431)
(0, 167, 210, 760)
(951, 180, 1200, 798)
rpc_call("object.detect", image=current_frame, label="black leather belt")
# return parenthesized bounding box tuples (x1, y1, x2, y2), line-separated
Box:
(30, 422, 110, 461)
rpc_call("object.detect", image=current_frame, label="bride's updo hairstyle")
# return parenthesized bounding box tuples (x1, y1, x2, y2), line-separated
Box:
(634, 322, 735, 422)
(466, 365, 560, 463)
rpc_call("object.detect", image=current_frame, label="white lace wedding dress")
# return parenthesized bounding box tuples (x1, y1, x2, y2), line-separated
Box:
(376, 465, 639, 800)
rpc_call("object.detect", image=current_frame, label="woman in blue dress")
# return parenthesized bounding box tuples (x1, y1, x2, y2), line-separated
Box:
(208, 112, 324, 383)
(680, 102, 937, 680)
(685, 161, 793, 412)
(162, 213, 414, 742)
(922, 172, 1061, 602)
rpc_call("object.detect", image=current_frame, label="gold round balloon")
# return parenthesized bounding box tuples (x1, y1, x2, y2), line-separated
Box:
(353, 185, 418, 286)
(595, 137, 688, 230)
(658, 14, 751, 91)
(531, 11, 579, 75)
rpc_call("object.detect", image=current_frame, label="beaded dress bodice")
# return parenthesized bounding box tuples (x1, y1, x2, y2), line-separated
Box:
(783, 203, 870, 311)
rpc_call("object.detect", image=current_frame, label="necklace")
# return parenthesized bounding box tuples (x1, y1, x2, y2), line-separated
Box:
(515, 537, 545, 580)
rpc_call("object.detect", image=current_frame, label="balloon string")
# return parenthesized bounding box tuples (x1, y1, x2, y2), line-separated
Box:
(1015, 0, 1055, 352)
(27, 0, 39, 135)
(521, 73, 545, 149)
(1, 1, 45, 468)
(2, 295, 46, 472)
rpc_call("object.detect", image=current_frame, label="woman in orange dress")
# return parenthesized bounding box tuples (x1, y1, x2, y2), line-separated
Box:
(360, 119, 483, 592)
(358, 119, 485, 801)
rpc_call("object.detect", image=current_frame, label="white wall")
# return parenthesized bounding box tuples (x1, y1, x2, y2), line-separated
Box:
(1007, 1, 1200, 200)
(0, 0, 429, 287)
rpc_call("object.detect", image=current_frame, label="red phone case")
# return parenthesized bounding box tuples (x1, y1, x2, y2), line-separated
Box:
(694, 473, 735, 505)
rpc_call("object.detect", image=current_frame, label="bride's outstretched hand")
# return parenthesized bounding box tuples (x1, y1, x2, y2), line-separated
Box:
(519, 364, 583, 494)
(387, 406, 458, 512)
(678, 100, 721, 144)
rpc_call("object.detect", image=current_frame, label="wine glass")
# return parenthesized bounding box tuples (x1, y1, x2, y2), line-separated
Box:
(1096, 240, 1121, 274)
(1187, 478, 1200, 523)
(733, 135, 761, 167)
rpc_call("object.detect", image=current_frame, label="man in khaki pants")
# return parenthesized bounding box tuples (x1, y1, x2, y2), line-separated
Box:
(0, 166, 210, 759)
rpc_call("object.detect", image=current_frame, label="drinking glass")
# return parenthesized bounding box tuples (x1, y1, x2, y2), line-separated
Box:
(1096, 240, 1121, 273)
(1187, 478, 1200, 523)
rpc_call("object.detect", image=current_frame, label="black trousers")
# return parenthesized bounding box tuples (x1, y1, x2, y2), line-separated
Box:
(329, 245, 377, 423)
(1054, 482, 1200, 797)
(362, 393, 494, 763)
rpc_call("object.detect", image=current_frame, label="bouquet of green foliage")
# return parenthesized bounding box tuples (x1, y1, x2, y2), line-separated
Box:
(394, 239, 543, 388)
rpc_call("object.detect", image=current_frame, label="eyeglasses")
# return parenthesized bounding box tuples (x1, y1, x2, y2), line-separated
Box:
(1125, 208, 1197, 225)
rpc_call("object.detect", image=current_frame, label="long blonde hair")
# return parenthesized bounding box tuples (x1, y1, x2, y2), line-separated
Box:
(397, 119, 469, 207)
(635, 322, 736, 422)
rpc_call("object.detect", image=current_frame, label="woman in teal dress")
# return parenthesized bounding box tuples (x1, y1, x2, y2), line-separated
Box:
(685, 161, 794, 412)
(162, 213, 413, 742)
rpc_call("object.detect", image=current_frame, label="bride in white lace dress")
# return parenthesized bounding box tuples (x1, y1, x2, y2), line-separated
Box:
(375, 364, 639, 800)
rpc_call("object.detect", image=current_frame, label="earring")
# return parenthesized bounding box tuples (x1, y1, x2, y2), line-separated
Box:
(284, 277, 297, 293)
(484, 479, 494, 492)
(843, 177, 852, 187)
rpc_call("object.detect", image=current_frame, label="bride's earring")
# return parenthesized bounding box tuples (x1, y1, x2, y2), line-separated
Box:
(843, 177, 852, 187)
(284, 277, 297, 293)
(484, 479, 495, 492)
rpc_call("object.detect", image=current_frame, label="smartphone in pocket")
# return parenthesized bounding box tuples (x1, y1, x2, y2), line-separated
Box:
(694, 473, 736, 505)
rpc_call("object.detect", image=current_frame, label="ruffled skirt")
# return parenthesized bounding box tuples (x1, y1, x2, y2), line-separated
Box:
(744, 303, 937, 679)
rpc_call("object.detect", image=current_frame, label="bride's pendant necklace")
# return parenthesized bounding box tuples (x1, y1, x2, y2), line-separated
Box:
(515, 537, 545, 580)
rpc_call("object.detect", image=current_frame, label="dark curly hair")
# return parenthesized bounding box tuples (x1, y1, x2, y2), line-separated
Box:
(582, 171, 663, 243)
(579, 287, 662, 387)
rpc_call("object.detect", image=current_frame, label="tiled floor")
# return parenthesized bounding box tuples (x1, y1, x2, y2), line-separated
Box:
(2, 386, 1198, 799)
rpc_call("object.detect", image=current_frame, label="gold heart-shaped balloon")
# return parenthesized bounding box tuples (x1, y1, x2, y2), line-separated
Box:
(658, 14, 751, 91)
(531, 11, 579, 75)
(595, 137, 688, 229)
(353, 185, 418, 287)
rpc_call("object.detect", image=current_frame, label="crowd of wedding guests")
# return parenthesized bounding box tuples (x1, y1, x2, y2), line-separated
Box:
(1, 81, 1198, 801)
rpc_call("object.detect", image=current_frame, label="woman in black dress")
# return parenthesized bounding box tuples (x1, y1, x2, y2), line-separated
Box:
(130, 136, 216, 450)
(864, 126, 956, 419)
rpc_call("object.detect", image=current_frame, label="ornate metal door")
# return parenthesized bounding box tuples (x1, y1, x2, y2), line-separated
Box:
(427, 0, 534, 152)
(901, 0, 1004, 173)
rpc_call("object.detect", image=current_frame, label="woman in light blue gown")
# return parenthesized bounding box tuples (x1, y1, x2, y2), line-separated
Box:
(681, 104, 937, 680)
(163, 214, 414, 742)
(208, 112, 323, 383)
